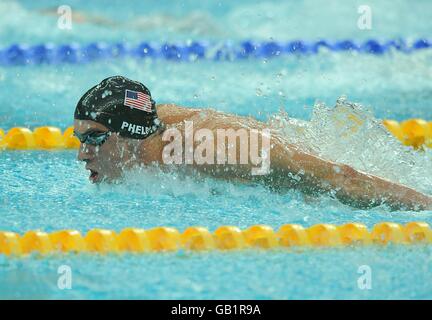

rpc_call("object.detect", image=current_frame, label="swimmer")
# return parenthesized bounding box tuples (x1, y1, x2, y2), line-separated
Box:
(74, 76, 432, 211)
(39, 7, 221, 36)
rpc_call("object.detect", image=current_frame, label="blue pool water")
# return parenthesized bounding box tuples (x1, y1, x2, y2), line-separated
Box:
(1, 0, 432, 299)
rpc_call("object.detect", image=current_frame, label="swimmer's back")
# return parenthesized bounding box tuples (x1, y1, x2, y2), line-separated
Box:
(156, 103, 267, 131)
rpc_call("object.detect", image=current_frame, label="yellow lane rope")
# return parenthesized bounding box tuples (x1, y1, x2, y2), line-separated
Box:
(1, 222, 431, 256)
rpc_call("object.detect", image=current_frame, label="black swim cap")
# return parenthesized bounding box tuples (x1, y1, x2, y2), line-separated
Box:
(74, 75, 163, 139)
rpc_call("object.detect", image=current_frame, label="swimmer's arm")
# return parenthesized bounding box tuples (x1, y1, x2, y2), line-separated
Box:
(184, 116, 431, 211)
(271, 140, 432, 211)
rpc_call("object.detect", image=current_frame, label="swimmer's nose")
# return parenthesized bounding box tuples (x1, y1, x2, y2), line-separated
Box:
(77, 143, 94, 162)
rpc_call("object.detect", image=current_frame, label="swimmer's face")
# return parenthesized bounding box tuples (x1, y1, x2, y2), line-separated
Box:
(74, 119, 132, 183)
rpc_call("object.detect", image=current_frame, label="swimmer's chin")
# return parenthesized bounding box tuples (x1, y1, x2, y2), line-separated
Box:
(88, 170, 123, 185)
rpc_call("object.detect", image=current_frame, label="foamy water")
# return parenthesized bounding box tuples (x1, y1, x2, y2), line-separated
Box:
(269, 97, 432, 194)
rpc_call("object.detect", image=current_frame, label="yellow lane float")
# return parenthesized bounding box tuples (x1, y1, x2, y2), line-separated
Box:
(33, 126, 65, 149)
(371, 222, 406, 245)
(0, 126, 78, 150)
(85, 229, 119, 253)
(20, 231, 52, 255)
(307, 224, 341, 246)
(117, 228, 150, 253)
(277, 224, 309, 247)
(181, 226, 215, 251)
(1, 222, 431, 257)
(243, 225, 278, 249)
(2, 127, 36, 150)
(147, 227, 181, 251)
(214, 226, 246, 250)
(338, 223, 371, 245)
(0, 232, 21, 256)
(382, 119, 432, 149)
(50, 230, 86, 253)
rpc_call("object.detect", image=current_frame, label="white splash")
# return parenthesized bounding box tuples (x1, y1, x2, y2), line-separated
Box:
(268, 96, 432, 194)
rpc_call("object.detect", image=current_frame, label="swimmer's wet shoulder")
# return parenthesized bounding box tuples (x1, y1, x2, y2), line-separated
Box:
(156, 103, 205, 124)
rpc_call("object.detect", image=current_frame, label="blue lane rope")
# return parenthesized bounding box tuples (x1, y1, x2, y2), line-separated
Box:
(0, 39, 430, 66)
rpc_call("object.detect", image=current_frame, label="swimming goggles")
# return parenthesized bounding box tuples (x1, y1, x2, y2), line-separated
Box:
(74, 130, 112, 146)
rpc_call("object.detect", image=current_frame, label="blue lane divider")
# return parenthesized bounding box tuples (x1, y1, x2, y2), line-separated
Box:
(0, 39, 430, 66)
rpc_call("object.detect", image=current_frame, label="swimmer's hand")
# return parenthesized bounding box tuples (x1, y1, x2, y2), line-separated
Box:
(329, 165, 432, 211)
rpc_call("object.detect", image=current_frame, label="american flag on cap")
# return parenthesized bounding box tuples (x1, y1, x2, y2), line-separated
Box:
(124, 89, 152, 112)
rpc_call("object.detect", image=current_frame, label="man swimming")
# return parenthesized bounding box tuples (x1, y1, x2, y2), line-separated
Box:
(74, 76, 432, 211)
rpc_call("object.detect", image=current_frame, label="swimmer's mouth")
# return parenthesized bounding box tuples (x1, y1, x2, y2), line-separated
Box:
(89, 169, 100, 183)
